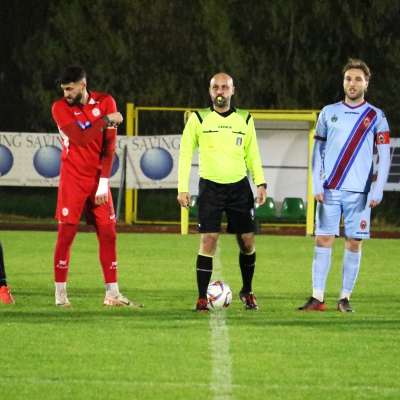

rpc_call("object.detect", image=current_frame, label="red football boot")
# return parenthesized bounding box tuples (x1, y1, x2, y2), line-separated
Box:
(0, 286, 15, 304)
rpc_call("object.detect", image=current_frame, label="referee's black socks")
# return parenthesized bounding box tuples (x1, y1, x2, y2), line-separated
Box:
(0, 242, 7, 287)
(239, 251, 256, 293)
(196, 254, 213, 298)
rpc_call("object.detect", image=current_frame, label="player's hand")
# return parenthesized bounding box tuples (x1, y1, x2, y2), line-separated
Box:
(105, 112, 123, 127)
(369, 199, 380, 208)
(177, 192, 190, 208)
(369, 188, 383, 208)
(315, 193, 324, 203)
(256, 185, 267, 206)
(95, 178, 109, 205)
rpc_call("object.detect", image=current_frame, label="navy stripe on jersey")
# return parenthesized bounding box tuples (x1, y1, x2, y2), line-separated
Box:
(325, 107, 377, 189)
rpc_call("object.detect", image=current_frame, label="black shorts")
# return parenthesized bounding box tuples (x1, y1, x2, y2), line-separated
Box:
(197, 177, 255, 234)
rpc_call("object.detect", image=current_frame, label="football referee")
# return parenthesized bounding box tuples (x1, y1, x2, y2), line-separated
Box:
(177, 72, 267, 312)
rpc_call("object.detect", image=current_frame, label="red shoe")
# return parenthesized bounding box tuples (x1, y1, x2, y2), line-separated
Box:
(0, 286, 15, 304)
(195, 297, 209, 312)
(298, 296, 326, 311)
(239, 291, 259, 310)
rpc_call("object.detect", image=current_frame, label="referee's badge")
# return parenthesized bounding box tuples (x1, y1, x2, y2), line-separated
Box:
(236, 136, 242, 146)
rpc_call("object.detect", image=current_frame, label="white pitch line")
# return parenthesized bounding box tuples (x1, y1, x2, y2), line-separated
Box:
(209, 244, 233, 400)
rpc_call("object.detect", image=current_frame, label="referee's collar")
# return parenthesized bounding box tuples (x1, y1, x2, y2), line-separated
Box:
(211, 106, 235, 118)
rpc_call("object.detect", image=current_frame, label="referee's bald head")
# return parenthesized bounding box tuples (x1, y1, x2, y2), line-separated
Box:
(209, 72, 234, 88)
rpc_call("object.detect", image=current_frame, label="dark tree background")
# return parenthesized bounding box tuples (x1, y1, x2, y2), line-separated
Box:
(1, 0, 400, 133)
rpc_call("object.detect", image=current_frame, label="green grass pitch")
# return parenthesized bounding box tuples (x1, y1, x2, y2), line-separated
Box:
(0, 231, 399, 400)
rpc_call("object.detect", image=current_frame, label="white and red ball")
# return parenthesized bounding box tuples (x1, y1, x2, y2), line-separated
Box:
(207, 280, 232, 310)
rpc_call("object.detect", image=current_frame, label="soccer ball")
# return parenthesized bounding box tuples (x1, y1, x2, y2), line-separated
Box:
(207, 280, 232, 310)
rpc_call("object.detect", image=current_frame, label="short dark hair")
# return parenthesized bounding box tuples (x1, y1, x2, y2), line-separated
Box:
(59, 65, 86, 84)
(342, 58, 371, 81)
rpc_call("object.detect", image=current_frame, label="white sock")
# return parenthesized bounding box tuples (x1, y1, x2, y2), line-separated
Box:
(55, 282, 67, 294)
(312, 289, 325, 303)
(106, 282, 119, 296)
(340, 290, 352, 300)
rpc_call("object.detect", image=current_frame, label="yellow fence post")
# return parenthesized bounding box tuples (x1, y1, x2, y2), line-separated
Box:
(306, 126, 316, 236)
(125, 103, 134, 224)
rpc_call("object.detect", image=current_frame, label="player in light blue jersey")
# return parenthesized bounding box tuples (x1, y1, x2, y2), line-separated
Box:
(299, 58, 391, 312)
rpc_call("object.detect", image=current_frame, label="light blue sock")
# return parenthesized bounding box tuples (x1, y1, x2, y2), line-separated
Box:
(312, 246, 332, 301)
(340, 249, 361, 299)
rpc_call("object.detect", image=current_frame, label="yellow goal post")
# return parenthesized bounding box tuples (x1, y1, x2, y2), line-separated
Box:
(125, 104, 318, 235)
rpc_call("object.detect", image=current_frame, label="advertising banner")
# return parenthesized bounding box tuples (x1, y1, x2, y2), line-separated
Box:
(125, 135, 181, 189)
(0, 132, 125, 188)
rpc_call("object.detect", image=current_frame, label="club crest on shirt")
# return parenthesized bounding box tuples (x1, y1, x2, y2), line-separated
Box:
(92, 107, 101, 117)
(363, 117, 371, 128)
(62, 207, 69, 216)
(360, 220, 367, 230)
(331, 114, 338, 123)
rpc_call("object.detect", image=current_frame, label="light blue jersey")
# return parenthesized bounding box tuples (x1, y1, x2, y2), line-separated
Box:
(315, 101, 390, 193)
(312, 100, 391, 238)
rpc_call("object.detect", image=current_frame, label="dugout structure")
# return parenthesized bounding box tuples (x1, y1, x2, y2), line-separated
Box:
(124, 104, 318, 235)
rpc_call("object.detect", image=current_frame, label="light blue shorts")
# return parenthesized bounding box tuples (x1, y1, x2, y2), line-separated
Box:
(315, 189, 371, 239)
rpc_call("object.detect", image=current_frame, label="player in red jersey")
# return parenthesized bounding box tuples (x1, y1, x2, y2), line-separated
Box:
(51, 65, 142, 308)
(0, 242, 15, 304)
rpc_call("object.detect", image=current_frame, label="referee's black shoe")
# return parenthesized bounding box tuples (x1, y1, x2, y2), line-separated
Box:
(337, 298, 353, 312)
(239, 291, 259, 310)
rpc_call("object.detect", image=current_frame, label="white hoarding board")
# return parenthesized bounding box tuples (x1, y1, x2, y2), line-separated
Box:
(125, 135, 181, 189)
(0, 132, 125, 188)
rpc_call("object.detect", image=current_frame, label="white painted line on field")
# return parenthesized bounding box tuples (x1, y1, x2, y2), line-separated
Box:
(2, 376, 399, 396)
(209, 244, 233, 400)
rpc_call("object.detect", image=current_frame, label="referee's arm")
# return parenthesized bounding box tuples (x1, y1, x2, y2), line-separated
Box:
(244, 116, 267, 205)
(177, 113, 199, 207)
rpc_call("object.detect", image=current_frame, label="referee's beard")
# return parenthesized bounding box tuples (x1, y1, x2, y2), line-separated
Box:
(213, 95, 229, 109)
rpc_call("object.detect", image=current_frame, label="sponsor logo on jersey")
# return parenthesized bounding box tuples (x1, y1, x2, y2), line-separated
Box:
(62, 207, 69, 216)
(218, 125, 232, 129)
(92, 107, 101, 117)
(77, 120, 91, 130)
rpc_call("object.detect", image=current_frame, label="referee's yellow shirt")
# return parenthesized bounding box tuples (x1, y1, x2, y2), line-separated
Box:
(178, 108, 266, 193)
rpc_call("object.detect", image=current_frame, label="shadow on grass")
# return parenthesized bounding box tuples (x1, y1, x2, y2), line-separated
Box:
(1, 289, 399, 331)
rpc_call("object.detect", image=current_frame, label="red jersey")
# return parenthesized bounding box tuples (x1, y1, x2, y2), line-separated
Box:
(51, 91, 117, 179)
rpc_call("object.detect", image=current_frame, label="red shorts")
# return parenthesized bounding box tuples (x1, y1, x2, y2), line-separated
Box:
(56, 173, 115, 225)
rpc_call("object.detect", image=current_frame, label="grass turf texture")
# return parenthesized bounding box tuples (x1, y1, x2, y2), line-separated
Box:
(0, 231, 399, 400)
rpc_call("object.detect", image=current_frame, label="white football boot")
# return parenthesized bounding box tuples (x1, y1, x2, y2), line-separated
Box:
(103, 291, 143, 308)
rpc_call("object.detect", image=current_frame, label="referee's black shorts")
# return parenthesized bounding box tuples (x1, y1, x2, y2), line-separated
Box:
(197, 177, 255, 234)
